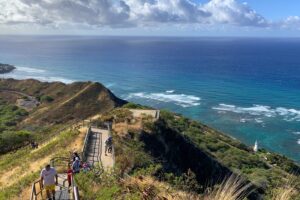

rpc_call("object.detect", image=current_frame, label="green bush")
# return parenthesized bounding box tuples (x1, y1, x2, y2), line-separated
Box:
(40, 95, 54, 103)
(0, 130, 33, 153)
(123, 102, 151, 109)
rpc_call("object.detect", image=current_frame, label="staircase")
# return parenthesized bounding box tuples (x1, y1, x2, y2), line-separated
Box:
(30, 122, 114, 200)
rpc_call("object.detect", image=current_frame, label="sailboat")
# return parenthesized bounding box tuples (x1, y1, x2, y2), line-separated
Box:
(253, 140, 258, 152)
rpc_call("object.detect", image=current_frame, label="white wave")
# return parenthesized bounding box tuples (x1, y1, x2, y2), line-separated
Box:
(298, 139, 300, 145)
(293, 132, 300, 135)
(16, 66, 46, 73)
(127, 92, 201, 107)
(255, 118, 264, 123)
(240, 118, 247, 123)
(166, 90, 175, 93)
(212, 103, 300, 122)
(0, 73, 74, 84)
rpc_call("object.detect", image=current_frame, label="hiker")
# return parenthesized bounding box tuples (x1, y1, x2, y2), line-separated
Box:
(31, 141, 38, 149)
(105, 136, 113, 156)
(67, 164, 73, 187)
(40, 164, 58, 200)
(72, 157, 81, 174)
(72, 151, 80, 162)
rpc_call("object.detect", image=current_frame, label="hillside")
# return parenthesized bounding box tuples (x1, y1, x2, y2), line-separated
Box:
(0, 79, 299, 200)
(0, 78, 126, 153)
(85, 106, 299, 200)
(0, 78, 126, 125)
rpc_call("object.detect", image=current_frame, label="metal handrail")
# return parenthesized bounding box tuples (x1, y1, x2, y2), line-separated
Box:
(71, 175, 80, 200)
(82, 126, 92, 162)
(30, 179, 43, 200)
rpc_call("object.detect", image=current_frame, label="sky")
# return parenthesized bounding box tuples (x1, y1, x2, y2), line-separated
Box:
(0, 0, 299, 37)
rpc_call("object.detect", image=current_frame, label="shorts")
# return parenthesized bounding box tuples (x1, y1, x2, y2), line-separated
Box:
(44, 184, 55, 191)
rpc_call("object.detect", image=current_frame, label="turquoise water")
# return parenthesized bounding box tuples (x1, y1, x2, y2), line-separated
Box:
(1, 36, 300, 162)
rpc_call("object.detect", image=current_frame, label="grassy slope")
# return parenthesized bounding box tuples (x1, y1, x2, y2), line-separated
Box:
(155, 110, 300, 199)
(0, 79, 126, 125)
(0, 79, 126, 199)
(81, 107, 299, 200)
(0, 126, 85, 199)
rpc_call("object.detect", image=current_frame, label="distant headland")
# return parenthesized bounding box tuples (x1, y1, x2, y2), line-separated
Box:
(0, 63, 16, 74)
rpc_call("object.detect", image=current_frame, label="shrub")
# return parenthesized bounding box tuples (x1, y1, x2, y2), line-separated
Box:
(40, 95, 54, 103)
(123, 102, 151, 109)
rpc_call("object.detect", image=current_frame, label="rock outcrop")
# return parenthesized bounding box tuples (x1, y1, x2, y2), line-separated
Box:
(0, 63, 16, 74)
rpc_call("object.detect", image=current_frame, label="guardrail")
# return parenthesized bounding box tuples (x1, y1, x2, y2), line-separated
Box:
(72, 175, 80, 200)
(81, 126, 92, 162)
(30, 180, 43, 200)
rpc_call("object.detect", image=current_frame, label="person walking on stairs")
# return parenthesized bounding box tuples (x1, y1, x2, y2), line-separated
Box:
(105, 136, 113, 156)
(72, 157, 81, 173)
(67, 164, 73, 187)
(72, 151, 80, 162)
(40, 164, 58, 200)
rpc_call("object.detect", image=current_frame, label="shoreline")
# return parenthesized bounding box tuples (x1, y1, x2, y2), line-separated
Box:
(0, 77, 299, 164)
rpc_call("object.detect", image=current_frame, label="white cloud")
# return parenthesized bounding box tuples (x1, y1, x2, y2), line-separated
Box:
(203, 0, 268, 27)
(0, 0, 298, 31)
(280, 16, 300, 29)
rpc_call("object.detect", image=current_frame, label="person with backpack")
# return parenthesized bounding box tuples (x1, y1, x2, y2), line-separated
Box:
(72, 157, 81, 174)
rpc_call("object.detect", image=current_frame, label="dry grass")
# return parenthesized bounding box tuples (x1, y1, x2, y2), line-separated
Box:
(271, 177, 298, 200)
(204, 175, 252, 200)
(113, 120, 142, 136)
(0, 123, 87, 199)
(124, 176, 201, 200)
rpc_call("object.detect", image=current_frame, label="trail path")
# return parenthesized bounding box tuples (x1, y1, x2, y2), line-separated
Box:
(99, 128, 114, 170)
(86, 127, 114, 170)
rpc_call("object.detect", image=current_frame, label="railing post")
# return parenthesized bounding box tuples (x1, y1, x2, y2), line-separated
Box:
(39, 180, 43, 199)
(30, 183, 35, 200)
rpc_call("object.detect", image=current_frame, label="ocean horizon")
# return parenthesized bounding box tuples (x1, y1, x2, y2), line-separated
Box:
(1, 35, 300, 162)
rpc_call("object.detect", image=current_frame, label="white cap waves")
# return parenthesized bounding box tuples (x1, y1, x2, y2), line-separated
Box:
(0, 66, 74, 84)
(127, 91, 201, 108)
(212, 103, 300, 122)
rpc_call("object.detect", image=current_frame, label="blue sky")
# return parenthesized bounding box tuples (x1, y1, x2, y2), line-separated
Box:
(194, 0, 299, 20)
(238, 0, 299, 19)
(0, 0, 299, 36)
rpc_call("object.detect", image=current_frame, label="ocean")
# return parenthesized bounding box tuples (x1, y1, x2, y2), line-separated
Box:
(1, 36, 300, 162)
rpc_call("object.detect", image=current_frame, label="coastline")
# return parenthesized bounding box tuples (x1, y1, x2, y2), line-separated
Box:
(0, 77, 299, 165)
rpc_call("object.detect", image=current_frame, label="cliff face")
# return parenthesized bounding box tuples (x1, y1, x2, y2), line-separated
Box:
(143, 110, 300, 199)
(141, 119, 263, 199)
(0, 78, 127, 125)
